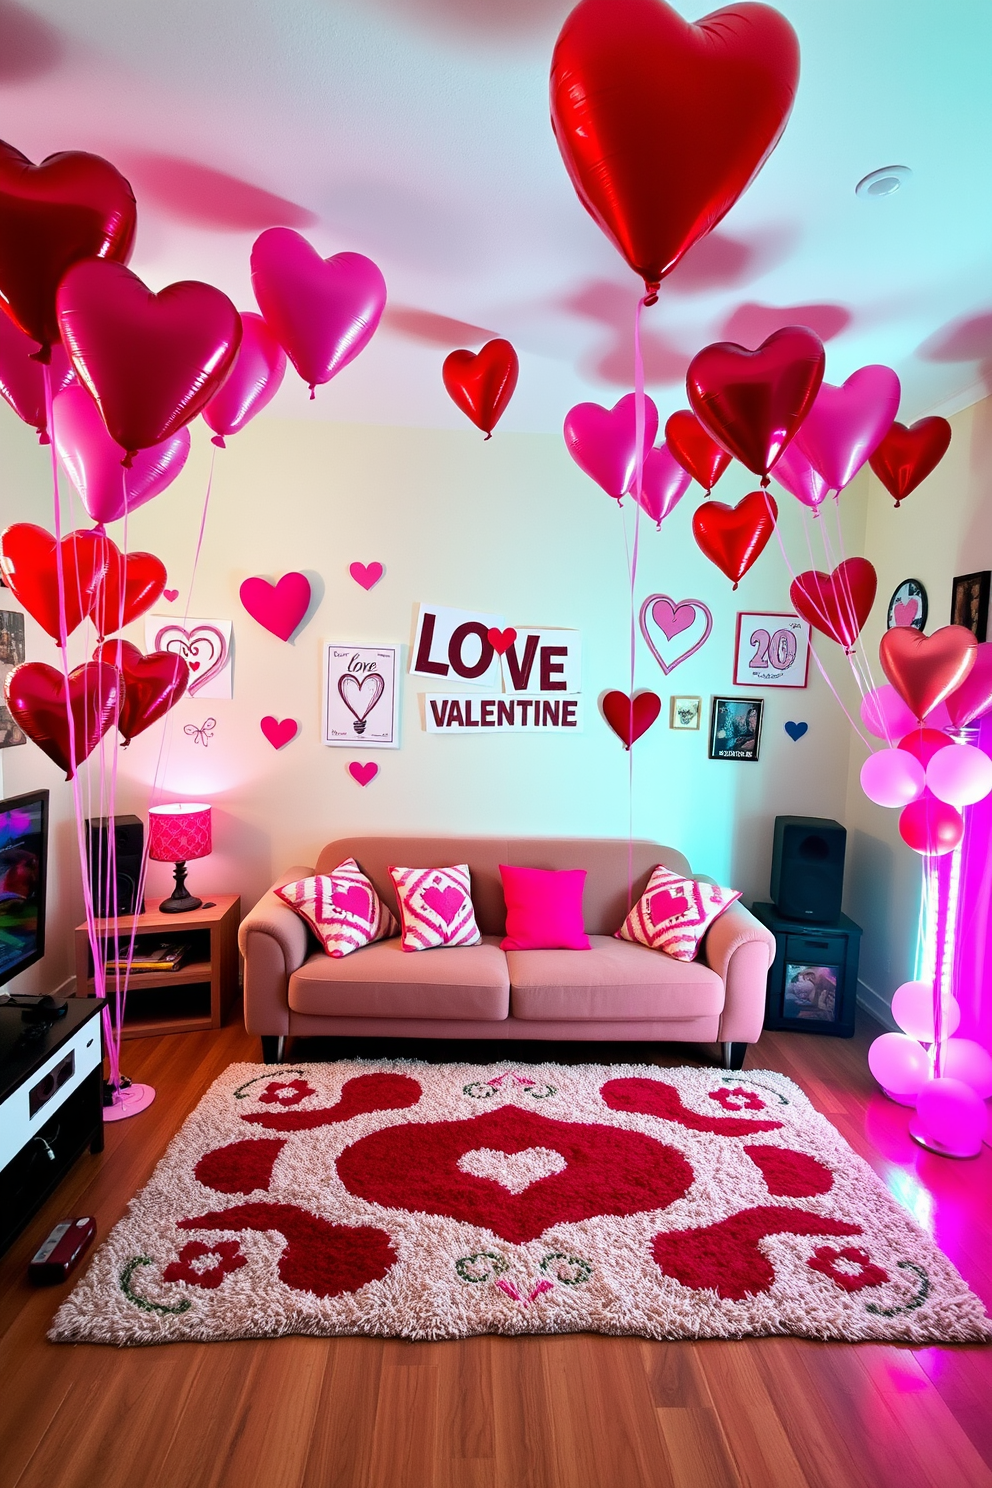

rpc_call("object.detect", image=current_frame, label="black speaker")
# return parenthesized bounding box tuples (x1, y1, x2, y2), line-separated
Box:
(85, 815, 144, 919)
(770, 816, 846, 924)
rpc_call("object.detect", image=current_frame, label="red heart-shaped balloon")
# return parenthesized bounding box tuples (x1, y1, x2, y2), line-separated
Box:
(601, 689, 661, 748)
(550, 0, 799, 295)
(93, 639, 188, 745)
(4, 660, 121, 778)
(664, 409, 732, 492)
(687, 327, 825, 477)
(0, 141, 136, 353)
(56, 260, 242, 458)
(442, 339, 519, 437)
(91, 547, 168, 638)
(880, 626, 978, 723)
(0, 522, 110, 641)
(868, 418, 952, 507)
(945, 641, 992, 729)
(691, 490, 777, 588)
(789, 558, 877, 651)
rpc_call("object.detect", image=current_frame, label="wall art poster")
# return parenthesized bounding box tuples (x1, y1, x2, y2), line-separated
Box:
(410, 604, 505, 690)
(950, 571, 990, 641)
(499, 629, 581, 694)
(734, 612, 810, 689)
(669, 696, 701, 730)
(324, 645, 399, 748)
(145, 617, 234, 699)
(425, 695, 582, 734)
(709, 697, 763, 762)
(0, 610, 25, 748)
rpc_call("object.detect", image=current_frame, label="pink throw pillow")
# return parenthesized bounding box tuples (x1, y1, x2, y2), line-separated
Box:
(499, 864, 590, 951)
(616, 866, 741, 961)
(275, 858, 397, 958)
(388, 864, 481, 951)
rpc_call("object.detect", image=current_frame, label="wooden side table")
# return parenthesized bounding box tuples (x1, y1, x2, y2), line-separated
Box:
(74, 894, 240, 1039)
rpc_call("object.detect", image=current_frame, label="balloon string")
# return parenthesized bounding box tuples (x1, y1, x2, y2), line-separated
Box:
(44, 366, 120, 1091)
(183, 443, 217, 626)
(626, 295, 648, 908)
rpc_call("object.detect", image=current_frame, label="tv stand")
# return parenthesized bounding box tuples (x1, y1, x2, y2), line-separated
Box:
(0, 998, 105, 1255)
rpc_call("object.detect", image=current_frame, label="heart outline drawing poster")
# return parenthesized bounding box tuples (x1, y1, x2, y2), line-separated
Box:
(145, 616, 234, 699)
(323, 644, 400, 748)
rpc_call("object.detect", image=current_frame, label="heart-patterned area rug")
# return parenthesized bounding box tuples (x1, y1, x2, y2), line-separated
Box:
(50, 1061, 991, 1347)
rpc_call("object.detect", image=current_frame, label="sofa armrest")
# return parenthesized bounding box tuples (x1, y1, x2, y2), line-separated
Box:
(699, 899, 777, 1045)
(239, 866, 315, 1036)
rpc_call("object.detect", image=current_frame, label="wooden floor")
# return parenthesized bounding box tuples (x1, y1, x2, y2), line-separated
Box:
(1, 1011, 990, 1488)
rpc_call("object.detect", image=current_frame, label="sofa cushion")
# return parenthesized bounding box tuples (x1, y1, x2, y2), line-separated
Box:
(287, 935, 509, 1019)
(499, 863, 590, 951)
(507, 936, 724, 1021)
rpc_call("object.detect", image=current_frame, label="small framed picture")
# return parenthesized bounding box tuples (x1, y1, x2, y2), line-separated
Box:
(323, 644, 400, 748)
(783, 961, 840, 1024)
(950, 572, 990, 640)
(887, 578, 927, 632)
(709, 696, 763, 762)
(734, 612, 810, 688)
(0, 609, 26, 749)
(669, 695, 701, 730)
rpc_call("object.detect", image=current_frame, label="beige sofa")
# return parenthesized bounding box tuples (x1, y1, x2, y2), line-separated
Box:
(238, 837, 776, 1069)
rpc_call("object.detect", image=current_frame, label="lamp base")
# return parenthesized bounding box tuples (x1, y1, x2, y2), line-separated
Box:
(158, 859, 202, 914)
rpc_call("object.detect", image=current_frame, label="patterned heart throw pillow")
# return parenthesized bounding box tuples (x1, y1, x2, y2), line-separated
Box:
(616, 866, 741, 961)
(276, 858, 397, 958)
(388, 864, 481, 951)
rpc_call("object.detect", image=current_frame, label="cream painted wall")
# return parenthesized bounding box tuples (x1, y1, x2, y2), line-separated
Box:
(844, 393, 992, 1023)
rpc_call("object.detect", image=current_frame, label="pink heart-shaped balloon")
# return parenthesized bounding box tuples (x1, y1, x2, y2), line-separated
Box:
(792, 365, 901, 493)
(945, 641, 992, 728)
(563, 392, 659, 500)
(260, 715, 299, 750)
(349, 561, 383, 591)
(348, 760, 378, 787)
(639, 594, 713, 675)
(0, 315, 74, 441)
(54, 383, 191, 525)
(772, 438, 832, 510)
(632, 443, 691, 526)
(203, 311, 287, 446)
(239, 572, 311, 642)
(56, 259, 242, 458)
(251, 228, 386, 395)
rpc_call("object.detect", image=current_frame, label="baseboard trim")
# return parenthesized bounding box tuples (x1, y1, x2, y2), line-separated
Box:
(857, 978, 897, 1032)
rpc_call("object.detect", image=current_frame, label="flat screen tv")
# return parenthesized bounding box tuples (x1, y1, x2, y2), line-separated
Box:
(0, 788, 48, 987)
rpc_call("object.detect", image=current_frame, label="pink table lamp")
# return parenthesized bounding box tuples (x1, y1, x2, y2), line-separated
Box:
(149, 803, 211, 913)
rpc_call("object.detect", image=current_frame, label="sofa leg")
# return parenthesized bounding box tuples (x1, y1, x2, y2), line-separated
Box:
(721, 1041, 747, 1071)
(261, 1035, 286, 1065)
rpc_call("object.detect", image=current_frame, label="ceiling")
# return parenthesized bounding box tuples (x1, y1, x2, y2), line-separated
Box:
(3, 0, 992, 434)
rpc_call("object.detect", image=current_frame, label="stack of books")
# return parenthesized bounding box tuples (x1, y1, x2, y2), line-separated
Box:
(105, 940, 188, 974)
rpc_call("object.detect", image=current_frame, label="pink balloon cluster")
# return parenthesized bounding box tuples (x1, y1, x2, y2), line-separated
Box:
(859, 681, 992, 855)
(563, 393, 690, 526)
(867, 982, 992, 1156)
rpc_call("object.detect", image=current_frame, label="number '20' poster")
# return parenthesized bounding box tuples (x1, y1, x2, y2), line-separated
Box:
(734, 612, 810, 689)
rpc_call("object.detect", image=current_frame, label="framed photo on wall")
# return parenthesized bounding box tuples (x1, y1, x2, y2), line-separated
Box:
(669, 696, 701, 730)
(733, 612, 810, 688)
(323, 644, 400, 748)
(708, 697, 763, 762)
(0, 610, 25, 748)
(887, 578, 927, 631)
(950, 571, 990, 640)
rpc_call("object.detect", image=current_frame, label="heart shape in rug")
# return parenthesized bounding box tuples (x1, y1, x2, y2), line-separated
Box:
(239, 572, 311, 641)
(349, 561, 383, 591)
(784, 721, 808, 741)
(879, 625, 977, 722)
(348, 761, 378, 787)
(458, 1146, 567, 1196)
(153, 622, 229, 696)
(691, 491, 778, 588)
(260, 716, 298, 750)
(639, 595, 713, 675)
(601, 689, 661, 748)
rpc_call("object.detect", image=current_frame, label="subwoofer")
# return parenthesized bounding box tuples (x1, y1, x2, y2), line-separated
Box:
(770, 816, 846, 924)
(85, 815, 144, 919)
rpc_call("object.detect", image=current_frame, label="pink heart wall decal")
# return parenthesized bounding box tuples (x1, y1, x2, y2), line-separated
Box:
(239, 572, 311, 641)
(260, 716, 298, 749)
(639, 595, 713, 675)
(350, 561, 383, 590)
(163, 588, 179, 602)
(348, 761, 378, 786)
